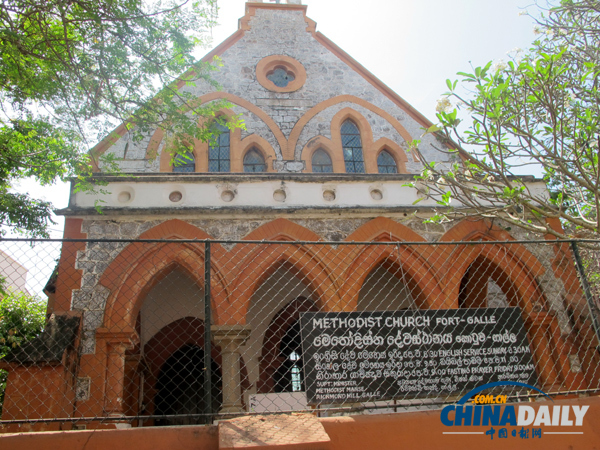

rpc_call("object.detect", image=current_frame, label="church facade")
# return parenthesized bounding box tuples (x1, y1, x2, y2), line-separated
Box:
(1, 1, 597, 431)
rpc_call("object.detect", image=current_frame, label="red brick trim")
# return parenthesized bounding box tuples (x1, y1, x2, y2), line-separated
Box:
(52, 218, 87, 314)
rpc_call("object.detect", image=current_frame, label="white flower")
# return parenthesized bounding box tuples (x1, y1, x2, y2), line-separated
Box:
(518, 10, 528, 16)
(436, 96, 453, 114)
(533, 26, 542, 35)
(491, 60, 508, 74)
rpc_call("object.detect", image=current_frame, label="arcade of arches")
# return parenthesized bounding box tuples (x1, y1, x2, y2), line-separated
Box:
(19, 217, 597, 428)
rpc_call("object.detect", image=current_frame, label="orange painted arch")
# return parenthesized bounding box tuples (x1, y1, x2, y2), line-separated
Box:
(288, 95, 417, 162)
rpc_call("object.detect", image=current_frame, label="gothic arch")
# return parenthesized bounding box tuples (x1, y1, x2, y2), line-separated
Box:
(301, 136, 345, 173)
(231, 247, 339, 323)
(159, 109, 239, 173)
(145, 92, 286, 165)
(288, 95, 417, 161)
(340, 242, 444, 311)
(345, 217, 425, 243)
(235, 134, 277, 173)
(242, 218, 323, 242)
(331, 108, 372, 173)
(98, 220, 230, 331)
(439, 219, 582, 390)
(372, 137, 408, 174)
(439, 219, 546, 310)
(101, 245, 227, 331)
(339, 217, 444, 309)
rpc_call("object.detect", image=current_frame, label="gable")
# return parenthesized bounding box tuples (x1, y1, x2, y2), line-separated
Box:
(92, 2, 453, 173)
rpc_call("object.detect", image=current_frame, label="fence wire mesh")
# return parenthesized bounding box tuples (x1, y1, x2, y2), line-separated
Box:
(0, 237, 599, 429)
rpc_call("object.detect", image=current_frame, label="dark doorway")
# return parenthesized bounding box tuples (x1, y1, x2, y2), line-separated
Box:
(154, 344, 221, 425)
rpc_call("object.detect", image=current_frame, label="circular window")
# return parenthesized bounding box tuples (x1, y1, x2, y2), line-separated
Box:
(256, 55, 306, 93)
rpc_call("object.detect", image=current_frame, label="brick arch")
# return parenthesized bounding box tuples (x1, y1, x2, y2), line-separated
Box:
(98, 220, 230, 332)
(144, 92, 286, 165)
(242, 218, 322, 242)
(235, 134, 277, 173)
(231, 245, 340, 324)
(439, 219, 546, 310)
(372, 138, 408, 174)
(102, 244, 227, 331)
(340, 218, 444, 309)
(340, 241, 444, 311)
(301, 136, 345, 173)
(288, 95, 417, 161)
(345, 217, 425, 243)
(439, 219, 581, 390)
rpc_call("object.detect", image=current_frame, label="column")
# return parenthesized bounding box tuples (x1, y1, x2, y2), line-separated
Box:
(97, 329, 137, 427)
(212, 324, 251, 414)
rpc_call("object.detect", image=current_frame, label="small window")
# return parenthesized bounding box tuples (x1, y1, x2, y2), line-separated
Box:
(312, 149, 333, 173)
(341, 120, 365, 173)
(173, 152, 195, 173)
(209, 122, 230, 172)
(377, 150, 397, 174)
(243, 148, 266, 173)
(267, 67, 296, 88)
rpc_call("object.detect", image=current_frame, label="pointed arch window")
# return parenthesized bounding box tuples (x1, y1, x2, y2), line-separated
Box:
(312, 148, 333, 173)
(243, 148, 266, 172)
(341, 120, 365, 173)
(209, 122, 230, 172)
(377, 150, 398, 174)
(173, 152, 195, 173)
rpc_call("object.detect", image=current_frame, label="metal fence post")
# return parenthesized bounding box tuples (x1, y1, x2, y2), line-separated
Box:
(204, 241, 212, 422)
(570, 241, 600, 350)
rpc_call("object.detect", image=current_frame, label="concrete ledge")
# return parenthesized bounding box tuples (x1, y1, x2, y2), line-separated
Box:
(320, 396, 600, 450)
(0, 424, 219, 450)
(219, 414, 330, 450)
(2, 396, 599, 450)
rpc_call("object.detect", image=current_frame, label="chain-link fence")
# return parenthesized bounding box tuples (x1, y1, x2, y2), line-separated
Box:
(0, 237, 599, 430)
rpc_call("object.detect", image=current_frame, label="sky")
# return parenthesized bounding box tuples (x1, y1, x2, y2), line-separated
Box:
(5, 0, 542, 292)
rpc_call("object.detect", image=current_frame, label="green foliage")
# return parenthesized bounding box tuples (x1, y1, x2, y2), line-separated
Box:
(411, 0, 600, 240)
(0, 0, 223, 236)
(0, 288, 47, 414)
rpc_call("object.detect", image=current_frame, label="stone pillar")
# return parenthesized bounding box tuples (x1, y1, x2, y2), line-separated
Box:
(97, 329, 137, 426)
(212, 325, 251, 414)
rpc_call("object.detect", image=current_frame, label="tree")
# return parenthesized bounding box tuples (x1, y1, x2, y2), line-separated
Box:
(0, 288, 46, 414)
(410, 0, 600, 241)
(0, 0, 228, 237)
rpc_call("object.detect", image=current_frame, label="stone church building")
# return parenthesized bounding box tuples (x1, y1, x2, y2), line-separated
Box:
(1, 0, 597, 432)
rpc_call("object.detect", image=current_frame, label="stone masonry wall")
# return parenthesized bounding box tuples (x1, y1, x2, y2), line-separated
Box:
(99, 7, 448, 173)
(70, 216, 573, 355)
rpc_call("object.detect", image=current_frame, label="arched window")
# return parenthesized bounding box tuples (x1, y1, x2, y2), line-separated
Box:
(209, 122, 230, 172)
(173, 152, 195, 173)
(341, 120, 365, 173)
(377, 150, 397, 174)
(274, 320, 304, 393)
(243, 148, 266, 172)
(312, 148, 333, 173)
